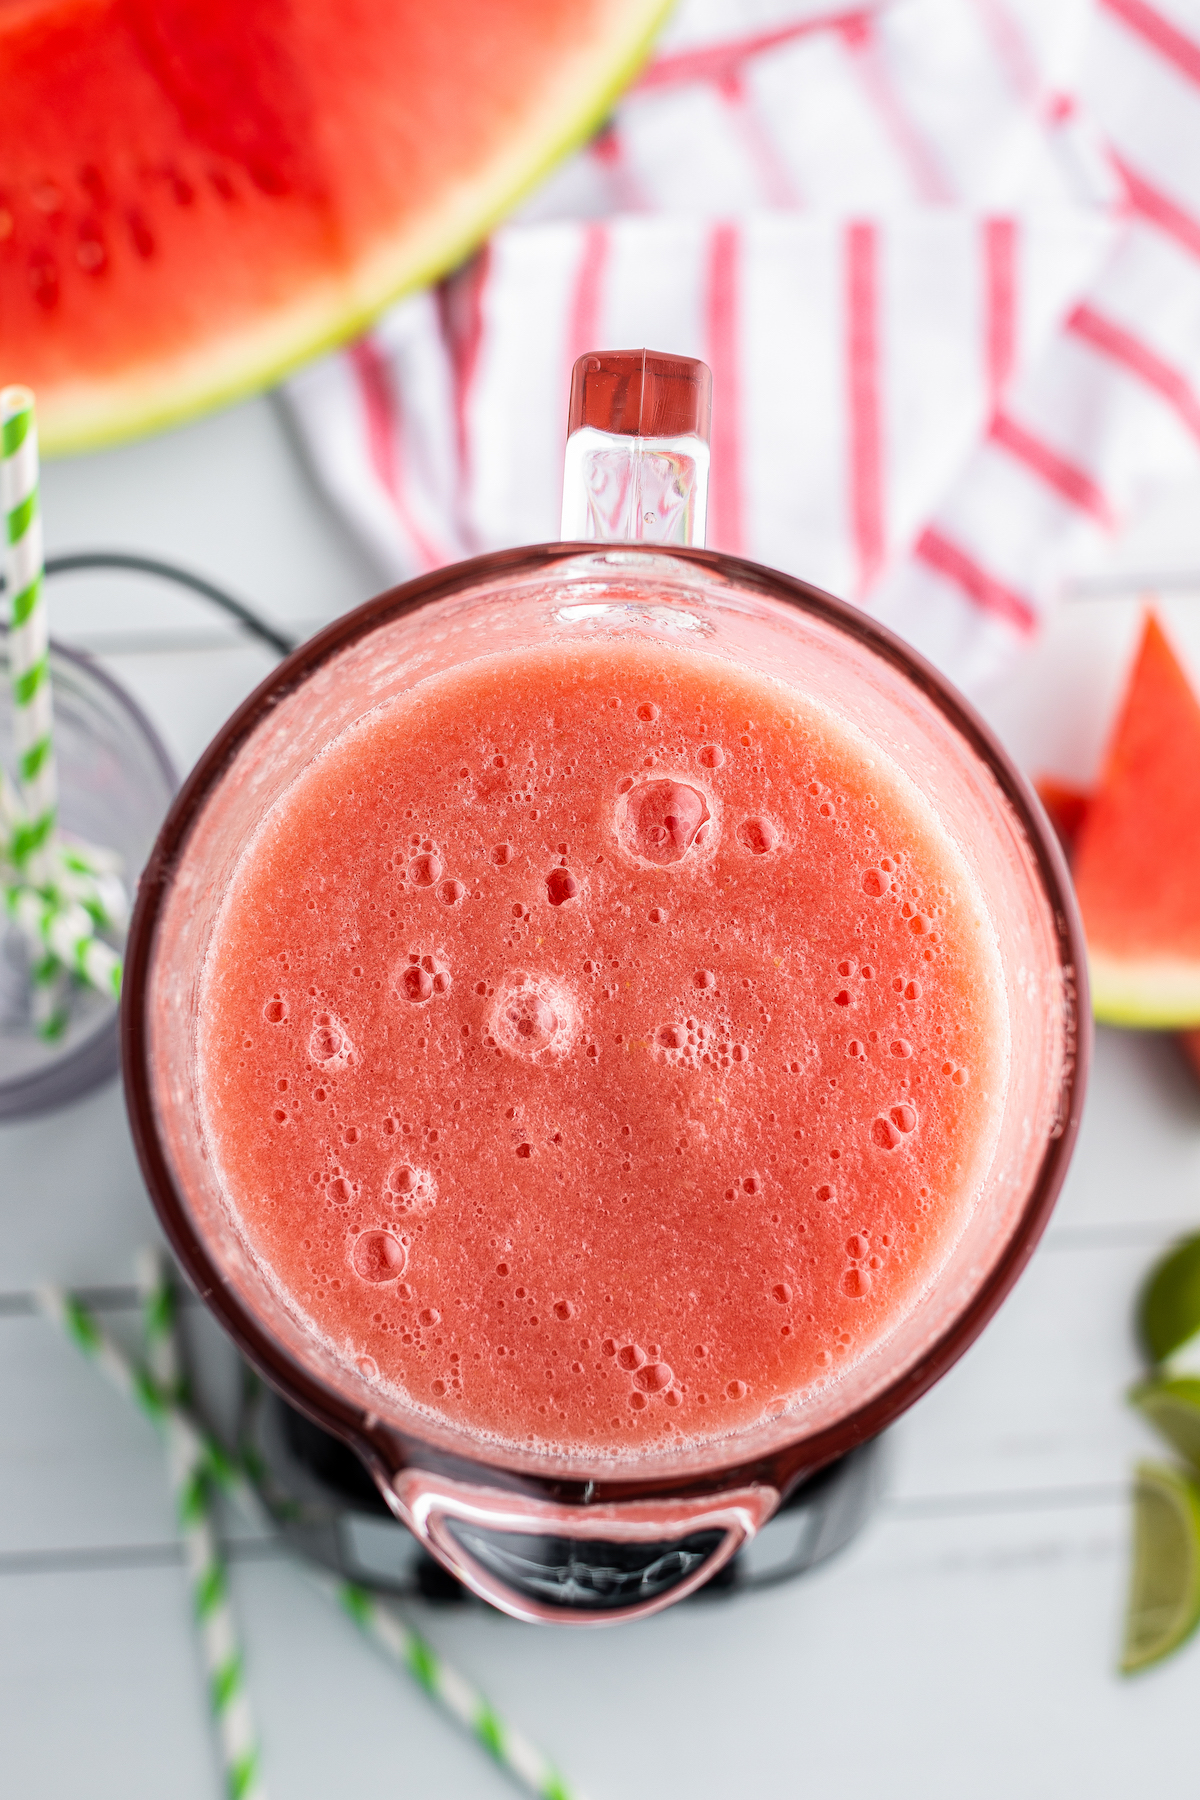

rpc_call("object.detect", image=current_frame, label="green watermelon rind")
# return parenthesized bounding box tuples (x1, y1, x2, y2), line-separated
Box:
(1089, 950, 1200, 1028)
(40, 0, 673, 456)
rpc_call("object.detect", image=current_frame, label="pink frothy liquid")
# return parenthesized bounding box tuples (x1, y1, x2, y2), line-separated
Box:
(198, 634, 1008, 1460)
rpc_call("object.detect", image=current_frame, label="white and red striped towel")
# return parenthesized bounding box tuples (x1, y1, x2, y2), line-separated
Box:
(284, 0, 1200, 695)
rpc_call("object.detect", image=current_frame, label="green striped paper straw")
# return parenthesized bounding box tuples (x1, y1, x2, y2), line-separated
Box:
(54, 859, 129, 932)
(0, 399, 129, 1015)
(29, 952, 69, 1042)
(0, 764, 24, 860)
(1, 388, 55, 875)
(35, 1281, 589, 1800)
(33, 1282, 251, 1514)
(34, 1280, 205, 1455)
(1, 769, 122, 1003)
(137, 1250, 266, 1800)
(59, 835, 123, 876)
(317, 1572, 582, 1800)
(5, 883, 121, 997)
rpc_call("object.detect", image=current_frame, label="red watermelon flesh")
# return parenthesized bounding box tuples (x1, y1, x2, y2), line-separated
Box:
(0, 0, 669, 450)
(1072, 614, 1200, 1026)
(1034, 777, 1090, 858)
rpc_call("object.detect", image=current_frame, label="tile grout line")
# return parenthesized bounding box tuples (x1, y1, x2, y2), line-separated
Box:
(0, 1485, 1131, 1581)
(0, 1284, 204, 1317)
(0, 1537, 289, 1578)
(883, 1482, 1128, 1519)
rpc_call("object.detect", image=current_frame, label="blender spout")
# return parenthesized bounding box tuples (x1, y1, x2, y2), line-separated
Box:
(560, 348, 712, 548)
(388, 1467, 780, 1626)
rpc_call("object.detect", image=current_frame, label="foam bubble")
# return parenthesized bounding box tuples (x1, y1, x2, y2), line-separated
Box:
(546, 867, 580, 906)
(490, 970, 577, 1060)
(618, 779, 711, 866)
(352, 1231, 407, 1282)
(634, 1361, 673, 1392)
(737, 816, 780, 855)
(402, 966, 434, 1002)
(309, 1013, 351, 1064)
(386, 1163, 434, 1210)
(408, 853, 443, 887)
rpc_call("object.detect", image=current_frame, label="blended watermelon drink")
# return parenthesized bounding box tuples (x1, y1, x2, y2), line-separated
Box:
(129, 352, 1083, 1623)
(195, 627, 1008, 1460)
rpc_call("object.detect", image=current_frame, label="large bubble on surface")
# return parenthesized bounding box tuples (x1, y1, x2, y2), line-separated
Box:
(617, 778, 713, 866)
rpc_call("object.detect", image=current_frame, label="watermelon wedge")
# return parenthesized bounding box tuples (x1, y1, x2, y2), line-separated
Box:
(1073, 614, 1200, 1027)
(0, 0, 669, 451)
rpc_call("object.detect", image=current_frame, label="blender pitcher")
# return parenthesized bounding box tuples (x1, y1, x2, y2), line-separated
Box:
(123, 350, 1088, 1625)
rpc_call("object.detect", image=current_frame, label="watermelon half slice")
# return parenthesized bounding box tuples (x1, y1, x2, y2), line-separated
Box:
(1073, 614, 1200, 1028)
(0, 0, 669, 451)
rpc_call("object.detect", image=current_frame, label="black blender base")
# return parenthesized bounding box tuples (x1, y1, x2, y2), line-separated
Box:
(241, 1381, 886, 1608)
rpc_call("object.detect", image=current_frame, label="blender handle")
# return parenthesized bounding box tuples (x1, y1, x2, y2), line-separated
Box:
(560, 348, 712, 548)
(387, 1470, 780, 1625)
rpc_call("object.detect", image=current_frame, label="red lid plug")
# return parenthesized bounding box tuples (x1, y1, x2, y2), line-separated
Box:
(567, 350, 712, 441)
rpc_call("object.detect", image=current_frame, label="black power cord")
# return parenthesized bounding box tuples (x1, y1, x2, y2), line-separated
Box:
(2, 549, 298, 659)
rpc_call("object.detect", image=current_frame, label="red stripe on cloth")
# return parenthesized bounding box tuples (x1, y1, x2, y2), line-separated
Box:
(838, 14, 955, 202)
(589, 123, 650, 211)
(565, 223, 610, 409)
(846, 221, 885, 596)
(1108, 150, 1200, 259)
(989, 410, 1115, 525)
(717, 71, 803, 206)
(1067, 302, 1200, 442)
(914, 527, 1038, 633)
(636, 10, 873, 92)
(1099, 0, 1200, 89)
(348, 337, 449, 572)
(436, 246, 491, 550)
(983, 218, 1017, 417)
(971, 0, 1042, 107)
(706, 223, 743, 554)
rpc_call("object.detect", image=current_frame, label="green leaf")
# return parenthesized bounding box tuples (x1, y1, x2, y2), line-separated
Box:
(1140, 1233, 1200, 1365)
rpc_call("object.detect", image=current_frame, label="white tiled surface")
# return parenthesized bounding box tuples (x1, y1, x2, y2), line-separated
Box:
(4, 392, 1200, 1797)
